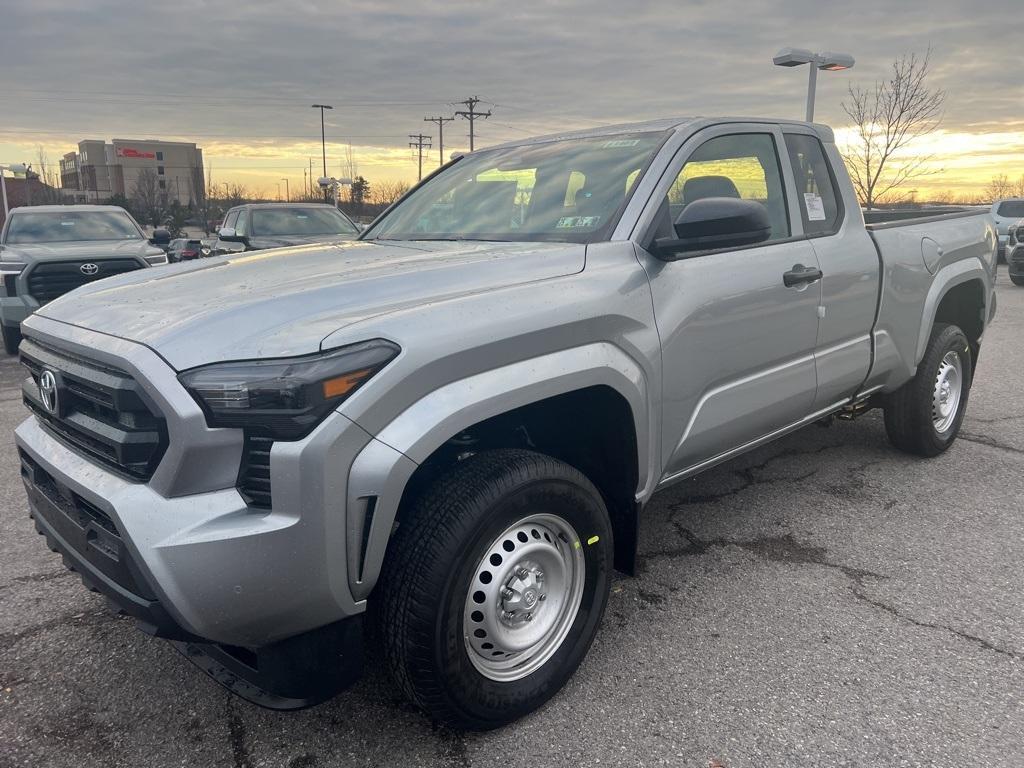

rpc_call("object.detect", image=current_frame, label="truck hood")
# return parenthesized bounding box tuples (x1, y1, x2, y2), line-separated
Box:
(35, 239, 586, 370)
(0, 239, 162, 263)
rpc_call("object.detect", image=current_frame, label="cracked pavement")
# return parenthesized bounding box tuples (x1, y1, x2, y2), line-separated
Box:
(1, 273, 1022, 767)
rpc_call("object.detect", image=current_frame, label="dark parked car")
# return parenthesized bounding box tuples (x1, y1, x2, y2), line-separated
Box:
(167, 238, 204, 263)
(212, 203, 360, 255)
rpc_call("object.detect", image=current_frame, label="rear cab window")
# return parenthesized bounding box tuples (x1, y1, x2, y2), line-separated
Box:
(784, 133, 842, 235)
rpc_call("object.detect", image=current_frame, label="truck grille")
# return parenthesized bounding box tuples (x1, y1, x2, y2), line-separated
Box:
(238, 435, 273, 508)
(20, 338, 167, 480)
(26, 259, 143, 303)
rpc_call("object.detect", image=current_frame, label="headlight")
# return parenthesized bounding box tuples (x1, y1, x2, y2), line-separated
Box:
(145, 253, 169, 266)
(178, 339, 399, 439)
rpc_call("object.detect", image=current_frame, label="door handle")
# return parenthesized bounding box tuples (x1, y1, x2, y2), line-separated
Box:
(783, 264, 823, 287)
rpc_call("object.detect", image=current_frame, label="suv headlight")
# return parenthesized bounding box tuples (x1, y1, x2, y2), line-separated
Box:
(178, 339, 399, 439)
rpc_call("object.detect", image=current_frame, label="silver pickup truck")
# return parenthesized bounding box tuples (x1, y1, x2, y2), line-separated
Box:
(15, 117, 997, 730)
(0, 204, 169, 353)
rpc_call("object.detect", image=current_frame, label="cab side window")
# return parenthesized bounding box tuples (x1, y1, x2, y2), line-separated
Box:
(657, 133, 790, 244)
(235, 210, 250, 236)
(784, 134, 841, 235)
(222, 210, 239, 231)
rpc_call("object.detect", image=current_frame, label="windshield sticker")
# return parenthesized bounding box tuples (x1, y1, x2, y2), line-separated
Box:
(601, 139, 641, 149)
(556, 216, 601, 229)
(803, 192, 827, 221)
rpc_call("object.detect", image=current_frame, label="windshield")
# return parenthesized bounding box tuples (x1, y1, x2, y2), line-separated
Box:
(250, 207, 359, 237)
(996, 201, 1024, 218)
(367, 131, 667, 243)
(5, 211, 142, 244)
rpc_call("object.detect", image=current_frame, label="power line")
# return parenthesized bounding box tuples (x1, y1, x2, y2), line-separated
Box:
(423, 115, 454, 167)
(408, 134, 431, 181)
(454, 96, 492, 152)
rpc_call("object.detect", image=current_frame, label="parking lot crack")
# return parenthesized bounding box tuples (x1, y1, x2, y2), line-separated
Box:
(0, 609, 113, 652)
(225, 694, 255, 768)
(851, 587, 1022, 661)
(958, 431, 1024, 456)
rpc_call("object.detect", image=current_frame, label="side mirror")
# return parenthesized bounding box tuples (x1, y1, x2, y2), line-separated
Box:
(218, 227, 246, 243)
(150, 228, 171, 246)
(654, 197, 772, 259)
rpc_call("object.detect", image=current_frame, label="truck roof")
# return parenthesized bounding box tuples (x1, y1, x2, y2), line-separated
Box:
(7, 204, 130, 214)
(486, 116, 834, 151)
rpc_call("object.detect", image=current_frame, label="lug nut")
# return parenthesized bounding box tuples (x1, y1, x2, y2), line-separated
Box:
(535, 570, 544, 582)
(502, 610, 515, 621)
(516, 567, 529, 580)
(501, 587, 514, 601)
(525, 612, 533, 621)
(538, 593, 547, 601)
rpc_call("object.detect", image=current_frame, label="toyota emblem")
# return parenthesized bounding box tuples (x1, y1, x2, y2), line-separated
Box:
(39, 370, 59, 415)
(80, 263, 100, 276)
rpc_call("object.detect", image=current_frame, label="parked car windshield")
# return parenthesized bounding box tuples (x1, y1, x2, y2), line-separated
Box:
(366, 131, 668, 243)
(996, 201, 1024, 217)
(250, 207, 359, 236)
(4, 211, 143, 244)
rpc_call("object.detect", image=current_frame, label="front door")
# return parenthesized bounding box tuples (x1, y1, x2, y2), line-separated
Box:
(636, 127, 822, 481)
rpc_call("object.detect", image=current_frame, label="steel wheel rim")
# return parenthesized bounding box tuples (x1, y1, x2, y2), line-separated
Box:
(932, 350, 963, 434)
(463, 513, 586, 682)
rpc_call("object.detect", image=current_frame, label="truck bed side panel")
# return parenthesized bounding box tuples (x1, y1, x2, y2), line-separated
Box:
(862, 213, 996, 392)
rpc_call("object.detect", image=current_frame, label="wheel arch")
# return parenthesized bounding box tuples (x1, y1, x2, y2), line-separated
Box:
(916, 261, 990, 369)
(346, 344, 655, 602)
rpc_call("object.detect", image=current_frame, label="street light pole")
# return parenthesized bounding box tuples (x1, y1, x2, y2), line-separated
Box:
(773, 48, 855, 123)
(312, 104, 333, 200)
(281, 178, 289, 202)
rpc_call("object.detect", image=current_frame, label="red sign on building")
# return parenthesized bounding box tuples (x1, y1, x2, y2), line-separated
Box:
(116, 148, 156, 159)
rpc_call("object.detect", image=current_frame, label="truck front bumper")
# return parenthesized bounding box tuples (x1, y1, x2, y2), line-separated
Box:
(1008, 246, 1024, 278)
(13, 315, 416, 707)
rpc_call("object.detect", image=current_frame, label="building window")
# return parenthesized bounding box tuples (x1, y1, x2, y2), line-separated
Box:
(158, 179, 166, 189)
(156, 151, 163, 161)
(158, 165, 165, 175)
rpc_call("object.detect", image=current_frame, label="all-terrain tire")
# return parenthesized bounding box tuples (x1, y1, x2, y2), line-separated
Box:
(883, 323, 972, 457)
(374, 449, 613, 730)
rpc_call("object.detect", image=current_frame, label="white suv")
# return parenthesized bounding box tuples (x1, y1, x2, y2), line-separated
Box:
(990, 198, 1024, 259)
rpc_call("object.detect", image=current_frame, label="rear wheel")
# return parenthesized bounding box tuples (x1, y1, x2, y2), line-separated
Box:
(1010, 275, 1024, 286)
(1, 323, 21, 355)
(375, 449, 613, 730)
(883, 323, 972, 456)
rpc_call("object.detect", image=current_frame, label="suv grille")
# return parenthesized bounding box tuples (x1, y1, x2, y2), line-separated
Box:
(27, 259, 143, 303)
(238, 435, 273, 508)
(20, 339, 167, 480)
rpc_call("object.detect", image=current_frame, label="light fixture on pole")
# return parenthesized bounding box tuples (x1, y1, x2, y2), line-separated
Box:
(317, 176, 352, 209)
(0, 163, 29, 221)
(773, 48, 855, 122)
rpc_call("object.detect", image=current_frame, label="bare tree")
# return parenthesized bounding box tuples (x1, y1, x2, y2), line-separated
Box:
(984, 174, 1016, 203)
(372, 179, 411, 207)
(841, 49, 945, 208)
(131, 169, 166, 228)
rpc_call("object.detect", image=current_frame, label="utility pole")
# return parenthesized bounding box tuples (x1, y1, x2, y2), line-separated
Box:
(409, 134, 432, 181)
(281, 178, 289, 201)
(454, 96, 491, 152)
(424, 115, 455, 167)
(311, 104, 333, 200)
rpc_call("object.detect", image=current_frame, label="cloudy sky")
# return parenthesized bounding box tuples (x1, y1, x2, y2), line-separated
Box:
(2, 0, 1021, 198)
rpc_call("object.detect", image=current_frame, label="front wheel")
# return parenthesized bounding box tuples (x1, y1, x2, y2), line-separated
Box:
(883, 323, 973, 456)
(375, 449, 613, 730)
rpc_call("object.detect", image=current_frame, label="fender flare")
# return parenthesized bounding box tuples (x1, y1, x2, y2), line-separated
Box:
(914, 259, 991, 365)
(345, 342, 655, 601)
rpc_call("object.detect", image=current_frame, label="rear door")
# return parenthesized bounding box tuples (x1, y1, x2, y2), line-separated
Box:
(635, 124, 823, 481)
(782, 130, 879, 408)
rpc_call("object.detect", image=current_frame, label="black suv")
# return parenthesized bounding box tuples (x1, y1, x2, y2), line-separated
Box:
(212, 203, 360, 255)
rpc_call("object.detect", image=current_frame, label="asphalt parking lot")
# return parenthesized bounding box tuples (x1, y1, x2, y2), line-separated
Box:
(1, 274, 1021, 768)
